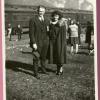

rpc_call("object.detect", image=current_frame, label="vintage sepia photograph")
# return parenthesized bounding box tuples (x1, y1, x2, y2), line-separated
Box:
(4, 0, 97, 100)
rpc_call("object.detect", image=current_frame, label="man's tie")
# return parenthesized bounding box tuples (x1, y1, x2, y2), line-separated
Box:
(41, 16, 44, 22)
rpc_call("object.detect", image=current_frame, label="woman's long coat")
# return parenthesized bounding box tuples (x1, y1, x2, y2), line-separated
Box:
(48, 22, 67, 64)
(29, 15, 49, 60)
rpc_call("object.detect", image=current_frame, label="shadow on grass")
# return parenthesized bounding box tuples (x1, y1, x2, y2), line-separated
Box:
(6, 60, 34, 76)
(21, 51, 32, 55)
(6, 60, 55, 76)
(77, 51, 89, 55)
(79, 46, 88, 49)
(77, 51, 94, 56)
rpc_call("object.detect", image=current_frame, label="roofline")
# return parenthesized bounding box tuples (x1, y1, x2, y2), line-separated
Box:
(5, 4, 93, 14)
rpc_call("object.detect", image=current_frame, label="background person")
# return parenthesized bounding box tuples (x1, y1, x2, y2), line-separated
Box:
(16, 24, 23, 41)
(7, 23, 12, 41)
(69, 19, 79, 54)
(85, 21, 93, 54)
(77, 21, 81, 45)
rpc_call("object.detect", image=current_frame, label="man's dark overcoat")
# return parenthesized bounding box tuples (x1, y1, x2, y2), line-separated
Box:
(29, 15, 49, 60)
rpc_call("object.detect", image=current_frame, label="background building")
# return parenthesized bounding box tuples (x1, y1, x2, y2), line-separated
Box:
(5, 0, 94, 32)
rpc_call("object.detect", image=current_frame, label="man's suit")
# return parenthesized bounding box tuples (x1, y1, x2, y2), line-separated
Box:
(29, 15, 49, 77)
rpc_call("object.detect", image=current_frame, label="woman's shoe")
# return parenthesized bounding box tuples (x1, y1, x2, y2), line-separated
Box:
(56, 66, 60, 75)
(34, 74, 40, 79)
(59, 71, 63, 75)
(56, 70, 59, 75)
(56, 71, 63, 75)
(56, 64, 63, 75)
(59, 67, 63, 75)
(56, 72, 60, 75)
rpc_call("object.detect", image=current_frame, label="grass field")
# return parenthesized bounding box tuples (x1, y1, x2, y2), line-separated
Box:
(6, 34, 95, 100)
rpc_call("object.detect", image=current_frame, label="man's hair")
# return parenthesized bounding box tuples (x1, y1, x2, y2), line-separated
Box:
(87, 21, 91, 26)
(37, 5, 46, 11)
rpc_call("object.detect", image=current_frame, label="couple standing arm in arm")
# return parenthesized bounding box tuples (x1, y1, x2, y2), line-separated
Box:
(29, 5, 67, 79)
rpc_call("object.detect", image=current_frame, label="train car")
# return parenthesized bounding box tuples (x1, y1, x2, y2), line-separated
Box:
(5, 4, 93, 33)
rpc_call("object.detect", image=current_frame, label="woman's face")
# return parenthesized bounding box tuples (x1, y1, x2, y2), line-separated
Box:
(53, 15, 59, 21)
(71, 20, 74, 25)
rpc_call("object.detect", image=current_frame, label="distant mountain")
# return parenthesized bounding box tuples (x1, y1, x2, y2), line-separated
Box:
(5, 0, 93, 11)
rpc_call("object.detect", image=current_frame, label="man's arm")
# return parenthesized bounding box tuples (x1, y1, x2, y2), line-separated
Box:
(29, 18, 37, 49)
(21, 28, 23, 34)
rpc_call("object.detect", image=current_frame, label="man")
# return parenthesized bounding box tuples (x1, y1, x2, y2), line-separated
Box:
(29, 5, 49, 79)
(85, 21, 93, 54)
(7, 24, 12, 41)
(16, 24, 23, 41)
(77, 21, 81, 45)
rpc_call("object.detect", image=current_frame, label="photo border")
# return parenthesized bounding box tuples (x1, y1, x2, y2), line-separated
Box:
(0, 0, 3, 99)
(0, 0, 99, 100)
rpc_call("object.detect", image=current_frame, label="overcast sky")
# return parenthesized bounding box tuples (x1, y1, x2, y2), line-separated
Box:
(5, 0, 94, 11)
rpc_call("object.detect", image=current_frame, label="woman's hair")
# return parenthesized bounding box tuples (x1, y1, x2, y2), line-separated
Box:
(58, 18, 68, 27)
(51, 10, 63, 19)
(72, 19, 76, 24)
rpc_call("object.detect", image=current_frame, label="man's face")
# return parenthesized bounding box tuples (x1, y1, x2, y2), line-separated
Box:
(38, 7, 45, 16)
(18, 25, 20, 28)
(71, 20, 74, 25)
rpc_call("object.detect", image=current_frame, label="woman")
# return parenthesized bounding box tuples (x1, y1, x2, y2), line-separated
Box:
(69, 19, 79, 54)
(48, 11, 67, 75)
